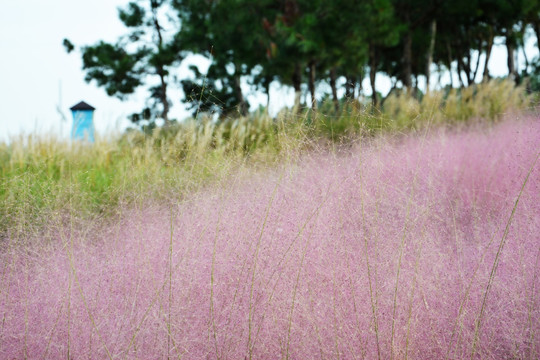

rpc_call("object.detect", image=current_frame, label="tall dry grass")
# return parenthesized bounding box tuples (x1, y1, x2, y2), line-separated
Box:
(1, 79, 533, 239)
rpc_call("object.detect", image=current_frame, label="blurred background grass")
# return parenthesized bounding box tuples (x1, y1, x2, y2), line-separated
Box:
(0, 79, 536, 239)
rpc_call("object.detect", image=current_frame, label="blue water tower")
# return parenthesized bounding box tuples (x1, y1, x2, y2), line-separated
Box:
(70, 101, 95, 142)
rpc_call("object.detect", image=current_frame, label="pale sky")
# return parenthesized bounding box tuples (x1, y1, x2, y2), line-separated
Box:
(0, 1, 537, 142)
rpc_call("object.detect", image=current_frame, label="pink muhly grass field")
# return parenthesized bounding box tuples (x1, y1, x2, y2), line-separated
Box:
(1, 117, 539, 359)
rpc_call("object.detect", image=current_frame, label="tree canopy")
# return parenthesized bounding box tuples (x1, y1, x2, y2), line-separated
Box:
(66, 0, 540, 124)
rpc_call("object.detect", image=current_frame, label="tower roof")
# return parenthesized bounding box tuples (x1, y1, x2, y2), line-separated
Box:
(70, 101, 95, 111)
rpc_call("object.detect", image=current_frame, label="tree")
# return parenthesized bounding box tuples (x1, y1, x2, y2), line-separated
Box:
(276, 0, 325, 111)
(66, 0, 183, 127)
(362, 0, 400, 107)
(67, 0, 537, 126)
(173, 0, 277, 117)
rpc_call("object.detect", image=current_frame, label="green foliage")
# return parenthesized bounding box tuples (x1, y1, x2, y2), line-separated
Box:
(81, 42, 147, 98)
(62, 38, 74, 54)
(66, 0, 540, 127)
(68, 1, 182, 126)
(181, 64, 245, 118)
(118, 2, 145, 27)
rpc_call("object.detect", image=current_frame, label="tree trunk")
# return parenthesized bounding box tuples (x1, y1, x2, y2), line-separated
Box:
(234, 74, 249, 116)
(471, 48, 482, 83)
(308, 60, 317, 111)
(425, 20, 437, 93)
(369, 44, 378, 108)
(329, 67, 339, 112)
(506, 29, 517, 82)
(292, 63, 302, 111)
(534, 21, 540, 54)
(403, 29, 413, 90)
(435, 63, 442, 89)
(263, 77, 271, 112)
(520, 23, 529, 75)
(482, 29, 494, 82)
(446, 41, 455, 88)
(522, 44, 529, 74)
(463, 51, 472, 85)
(344, 75, 353, 99)
(357, 72, 363, 99)
(152, 3, 169, 123)
(158, 70, 170, 122)
(413, 74, 419, 98)
(456, 57, 466, 87)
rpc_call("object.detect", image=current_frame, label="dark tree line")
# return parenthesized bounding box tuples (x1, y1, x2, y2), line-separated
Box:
(65, 0, 540, 125)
